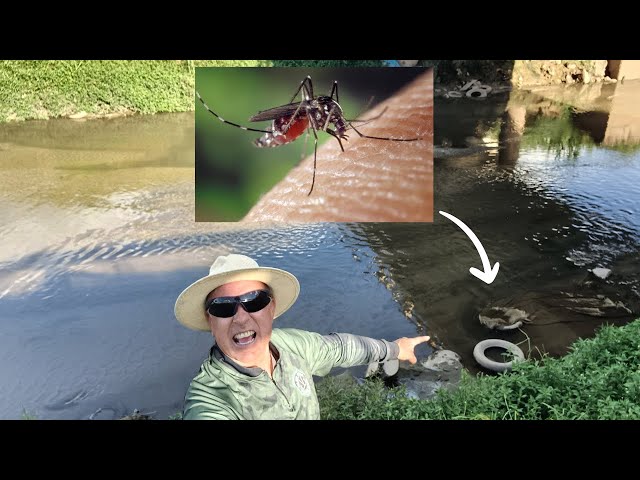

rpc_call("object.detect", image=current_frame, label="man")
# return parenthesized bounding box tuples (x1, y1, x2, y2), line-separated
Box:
(175, 253, 430, 420)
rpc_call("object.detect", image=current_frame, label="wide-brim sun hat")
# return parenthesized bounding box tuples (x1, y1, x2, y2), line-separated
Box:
(174, 254, 300, 331)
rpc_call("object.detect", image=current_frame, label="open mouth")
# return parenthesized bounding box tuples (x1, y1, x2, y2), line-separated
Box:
(233, 330, 257, 346)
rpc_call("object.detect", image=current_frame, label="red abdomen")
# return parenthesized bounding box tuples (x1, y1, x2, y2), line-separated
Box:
(255, 115, 310, 148)
(273, 115, 309, 145)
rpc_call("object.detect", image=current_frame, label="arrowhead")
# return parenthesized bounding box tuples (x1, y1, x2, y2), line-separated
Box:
(469, 262, 500, 284)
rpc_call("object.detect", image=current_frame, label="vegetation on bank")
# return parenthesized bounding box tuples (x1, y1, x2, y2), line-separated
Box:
(19, 319, 639, 419)
(0, 60, 392, 122)
(0, 60, 271, 122)
(317, 319, 640, 420)
(2, 59, 615, 122)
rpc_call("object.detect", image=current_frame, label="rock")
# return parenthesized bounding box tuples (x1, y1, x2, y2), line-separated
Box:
(616, 301, 633, 314)
(119, 409, 153, 420)
(583, 71, 591, 84)
(422, 349, 462, 371)
(394, 349, 463, 400)
(593, 60, 607, 76)
(69, 111, 88, 120)
(592, 267, 612, 280)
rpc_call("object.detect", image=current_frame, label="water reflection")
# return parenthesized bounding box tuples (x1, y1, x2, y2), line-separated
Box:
(435, 80, 640, 258)
(0, 113, 420, 419)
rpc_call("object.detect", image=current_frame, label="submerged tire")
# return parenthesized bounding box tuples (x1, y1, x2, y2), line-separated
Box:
(466, 86, 489, 98)
(473, 339, 525, 373)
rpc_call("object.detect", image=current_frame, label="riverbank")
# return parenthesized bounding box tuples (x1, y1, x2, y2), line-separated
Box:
(119, 316, 640, 419)
(316, 317, 640, 419)
(0, 60, 392, 123)
(2, 60, 620, 123)
(0, 60, 271, 122)
(421, 60, 627, 102)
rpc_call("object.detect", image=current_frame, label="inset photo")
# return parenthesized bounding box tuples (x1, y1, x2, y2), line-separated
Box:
(195, 67, 433, 222)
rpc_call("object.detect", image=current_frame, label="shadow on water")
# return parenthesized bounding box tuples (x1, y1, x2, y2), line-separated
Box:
(0, 224, 419, 420)
(1, 82, 640, 418)
(0, 109, 422, 419)
(385, 79, 640, 373)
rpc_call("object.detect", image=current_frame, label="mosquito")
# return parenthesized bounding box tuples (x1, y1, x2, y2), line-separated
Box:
(196, 76, 420, 195)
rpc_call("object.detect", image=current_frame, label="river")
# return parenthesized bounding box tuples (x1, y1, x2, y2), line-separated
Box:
(1, 80, 639, 419)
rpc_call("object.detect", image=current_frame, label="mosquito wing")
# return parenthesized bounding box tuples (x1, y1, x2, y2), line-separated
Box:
(249, 102, 303, 122)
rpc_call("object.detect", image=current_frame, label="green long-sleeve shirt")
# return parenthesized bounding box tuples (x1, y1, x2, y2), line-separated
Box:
(183, 328, 400, 420)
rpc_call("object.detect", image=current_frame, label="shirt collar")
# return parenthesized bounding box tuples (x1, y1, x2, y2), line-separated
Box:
(210, 343, 280, 377)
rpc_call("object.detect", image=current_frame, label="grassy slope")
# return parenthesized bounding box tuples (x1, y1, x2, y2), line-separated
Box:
(317, 319, 640, 420)
(0, 60, 271, 121)
(0, 60, 390, 122)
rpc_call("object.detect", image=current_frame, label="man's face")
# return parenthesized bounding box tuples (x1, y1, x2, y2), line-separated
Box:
(205, 280, 275, 367)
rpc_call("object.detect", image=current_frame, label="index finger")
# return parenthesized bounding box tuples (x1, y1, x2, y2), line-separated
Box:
(412, 335, 431, 345)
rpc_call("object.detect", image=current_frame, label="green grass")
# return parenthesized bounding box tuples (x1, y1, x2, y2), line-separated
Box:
(0, 60, 271, 122)
(317, 319, 640, 419)
(20, 408, 37, 420)
(271, 60, 389, 68)
(0, 60, 401, 122)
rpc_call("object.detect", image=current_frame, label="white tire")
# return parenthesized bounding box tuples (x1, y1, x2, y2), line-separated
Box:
(473, 339, 525, 372)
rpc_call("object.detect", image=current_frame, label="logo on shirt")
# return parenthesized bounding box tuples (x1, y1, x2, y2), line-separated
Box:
(292, 369, 311, 397)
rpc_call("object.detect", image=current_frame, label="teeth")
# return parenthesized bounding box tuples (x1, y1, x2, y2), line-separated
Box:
(234, 331, 255, 340)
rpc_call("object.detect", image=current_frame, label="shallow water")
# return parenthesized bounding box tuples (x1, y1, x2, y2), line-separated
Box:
(1, 81, 639, 419)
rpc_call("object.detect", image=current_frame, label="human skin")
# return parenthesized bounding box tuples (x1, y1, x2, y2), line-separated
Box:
(206, 280, 275, 374)
(242, 69, 434, 223)
(206, 280, 431, 371)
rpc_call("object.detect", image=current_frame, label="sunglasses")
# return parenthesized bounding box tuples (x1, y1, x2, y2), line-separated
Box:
(205, 289, 272, 318)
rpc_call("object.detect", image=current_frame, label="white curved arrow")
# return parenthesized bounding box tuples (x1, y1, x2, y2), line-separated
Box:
(439, 210, 500, 284)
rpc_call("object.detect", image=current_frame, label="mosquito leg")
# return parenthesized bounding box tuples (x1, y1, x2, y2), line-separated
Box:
(346, 106, 388, 124)
(307, 123, 320, 196)
(196, 91, 271, 134)
(330, 80, 339, 103)
(326, 129, 345, 152)
(289, 76, 314, 103)
(302, 76, 314, 101)
(345, 94, 376, 121)
(282, 103, 305, 135)
(287, 77, 307, 104)
(348, 122, 419, 142)
(282, 78, 314, 134)
(323, 105, 337, 131)
(300, 127, 310, 163)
